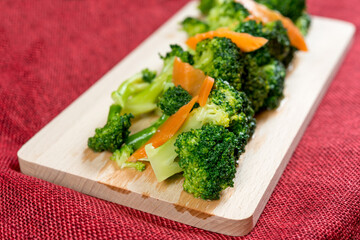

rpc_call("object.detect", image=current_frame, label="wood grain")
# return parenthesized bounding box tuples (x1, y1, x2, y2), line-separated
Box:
(18, 1, 355, 236)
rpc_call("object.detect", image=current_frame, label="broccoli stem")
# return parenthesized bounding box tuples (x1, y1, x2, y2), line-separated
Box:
(125, 114, 169, 150)
(107, 104, 122, 122)
(111, 72, 149, 108)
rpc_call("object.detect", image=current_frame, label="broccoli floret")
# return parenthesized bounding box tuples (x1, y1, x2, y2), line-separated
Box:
(254, 0, 305, 22)
(229, 112, 256, 156)
(123, 45, 193, 115)
(157, 86, 192, 116)
(175, 124, 238, 200)
(88, 113, 133, 152)
(241, 54, 269, 112)
(141, 68, 157, 83)
(210, 79, 256, 154)
(235, 20, 291, 63)
(198, 0, 222, 15)
(111, 68, 157, 109)
(160, 44, 194, 65)
(193, 37, 244, 90)
(295, 12, 311, 36)
(262, 21, 291, 62)
(206, 0, 250, 30)
(260, 59, 286, 110)
(110, 145, 146, 171)
(122, 85, 192, 154)
(181, 17, 209, 37)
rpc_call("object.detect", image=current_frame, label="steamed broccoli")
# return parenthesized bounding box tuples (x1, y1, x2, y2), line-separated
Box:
(193, 37, 244, 90)
(241, 55, 287, 112)
(120, 85, 192, 153)
(235, 20, 291, 63)
(198, 0, 222, 14)
(241, 54, 269, 112)
(260, 59, 286, 110)
(88, 113, 133, 152)
(254, 0, 306, 22)
(175, 124, 238, 200)
(206, 0, 249, 30)
(111, 145, 146, 171)
(111, 68, 157, 109)
(144, 79, 255, 183)
(157, 86, 192, 116)
(181, 17, 209, 37)
(210, 79, 256, 155)
(262, 21, 291, 62)
(121, 45, 193, 116)
(295, 12, 311, 36)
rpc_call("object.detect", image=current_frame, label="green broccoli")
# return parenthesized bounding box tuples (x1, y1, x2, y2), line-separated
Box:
(241, 54, 269, 112)
(144, 79, 255, 183)
(121, 45, 193, 116)
(88, 113, 133, 152)
(235, 20, 291, 63)
(181, 17, 209, 37)
(254, 0, 306, 22)
(110, 145, 146, 171)
(206, 0, 249, 30)
(111, 68, 157, 109)
(262, 21, 291, 62)
(198, 0, 222, 15)
(295, 12, 311, 36)
(157, 86, 192, 116)
(193, 37, 244, 90)
(210, 79, 256, 155)
(260, 59, 286, 110)
(175, 124, 238, 200)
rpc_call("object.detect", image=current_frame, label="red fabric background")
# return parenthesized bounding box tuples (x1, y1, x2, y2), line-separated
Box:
(1, 0, 359, 238)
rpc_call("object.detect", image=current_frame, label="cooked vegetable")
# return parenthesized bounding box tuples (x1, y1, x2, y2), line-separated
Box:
(237, 0, 308, 51)
(181, 17, 209, 37)
(88, 0, 309, 200)
(88, 113, 133, 152)
(129, 97, 198, 162)
(175, 124, 238, 200)
(235, 20, 291, 63)
(172, 57, 206, 96)
(157, 85, 193, 116)
(198, 76, 215, 106)
(295, 12, 311, 36)
(260, 59, 286, 110)
(111, 145, 146, 171)
(121, 45, 193, 116)
(111, 68, 157, 109)
(193, 37, 244, 90)
(254, 0, 305, 22)
(206, 0, 250, 30)
(186, 28, 268, 52)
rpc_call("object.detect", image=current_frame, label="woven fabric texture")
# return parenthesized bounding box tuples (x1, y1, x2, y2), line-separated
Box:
(1, 0, 359, 239)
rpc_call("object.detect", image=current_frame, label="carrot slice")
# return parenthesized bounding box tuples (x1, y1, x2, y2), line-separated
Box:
(173, 57, 206, 96)
(198, 76, 214, 107)
(186, 29, 268, 52)
(128, 96, 198, 161)
(236, 0, 308, 51)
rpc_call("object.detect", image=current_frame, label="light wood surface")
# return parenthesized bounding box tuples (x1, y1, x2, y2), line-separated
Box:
(18, 1, 355, 236)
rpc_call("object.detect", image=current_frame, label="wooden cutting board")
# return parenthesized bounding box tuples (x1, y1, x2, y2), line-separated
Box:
(17, 1, 355, 236)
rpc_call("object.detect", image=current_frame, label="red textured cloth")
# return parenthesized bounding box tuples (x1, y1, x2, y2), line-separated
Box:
(1, 0, 359, 238)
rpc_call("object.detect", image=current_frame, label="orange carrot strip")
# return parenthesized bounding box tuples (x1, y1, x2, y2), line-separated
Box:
(198, 76, 214, 107)
(172, 57, 206, 96)
(236, 0, 308, 51)
(128, 96, 199, 161)
(186, 29, 268, 52)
